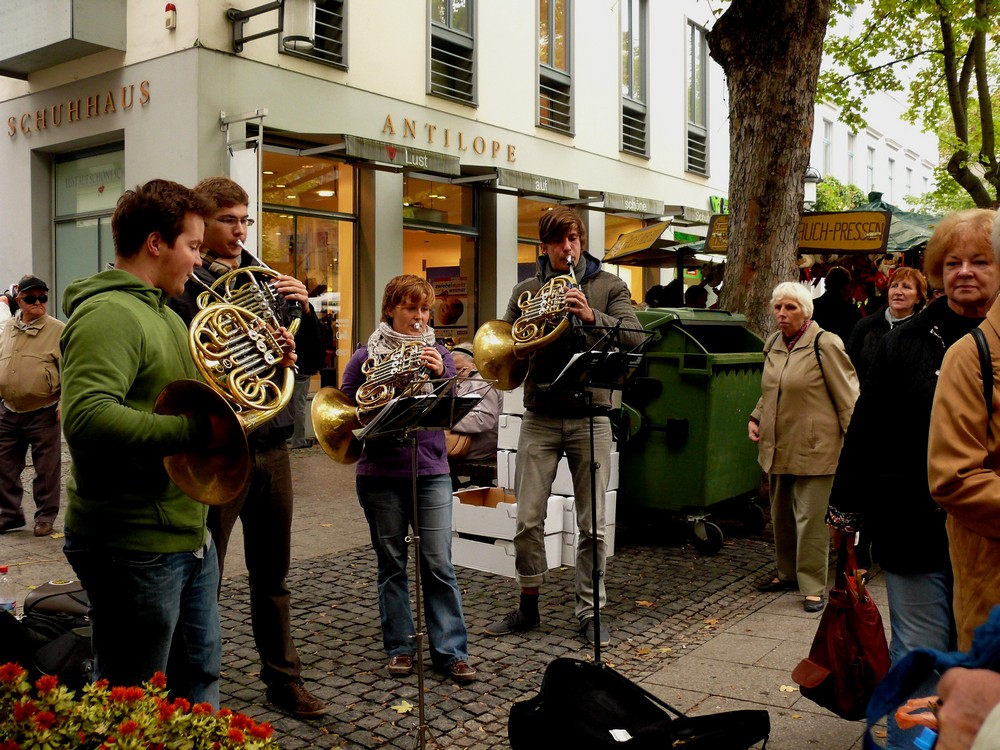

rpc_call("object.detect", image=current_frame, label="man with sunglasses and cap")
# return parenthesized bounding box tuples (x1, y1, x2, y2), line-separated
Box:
(0, 275, 64, 536)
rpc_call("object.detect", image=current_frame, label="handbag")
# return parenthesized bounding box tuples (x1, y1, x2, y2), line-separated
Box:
(792, 536, 891, 720)
(509, 657, 770, 749)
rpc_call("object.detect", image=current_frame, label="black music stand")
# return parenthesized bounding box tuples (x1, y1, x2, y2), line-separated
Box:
(355, 378, 482, 750)
(546, 324, 649, 665)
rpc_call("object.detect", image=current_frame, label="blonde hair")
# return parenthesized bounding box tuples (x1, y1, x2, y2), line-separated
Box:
(923, 208, 997, 288)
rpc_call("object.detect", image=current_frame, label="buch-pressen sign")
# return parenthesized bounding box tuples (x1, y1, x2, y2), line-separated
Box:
(707, 211, 891, 254)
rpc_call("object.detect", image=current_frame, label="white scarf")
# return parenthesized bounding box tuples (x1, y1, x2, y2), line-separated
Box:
(366, 321, 436, 359)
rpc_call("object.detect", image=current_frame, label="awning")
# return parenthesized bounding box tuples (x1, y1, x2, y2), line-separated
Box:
(495, 168, 578, 200)
(603, 222, 679, 266)
(340, 135, 461, 176)
(577, 190, 665, 218)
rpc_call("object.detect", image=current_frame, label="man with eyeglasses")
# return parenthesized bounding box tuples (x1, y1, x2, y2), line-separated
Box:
(0, 275, 64, 536)
(168, 176, 327, 718)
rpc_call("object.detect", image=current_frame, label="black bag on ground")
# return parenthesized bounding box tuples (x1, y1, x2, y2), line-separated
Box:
(509, 657, 770, 749)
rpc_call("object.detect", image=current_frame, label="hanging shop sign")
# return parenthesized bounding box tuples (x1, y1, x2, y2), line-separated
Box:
(706, 210, 892, 255)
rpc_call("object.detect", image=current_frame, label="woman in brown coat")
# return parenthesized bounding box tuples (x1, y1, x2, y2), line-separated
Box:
(749, 281, 859, 612)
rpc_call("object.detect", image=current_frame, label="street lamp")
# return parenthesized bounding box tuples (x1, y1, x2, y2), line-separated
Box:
(227, 0, 316, 54)
(803, 166, 823, 209)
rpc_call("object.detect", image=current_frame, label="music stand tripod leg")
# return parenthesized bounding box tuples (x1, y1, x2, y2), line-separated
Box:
(586, 391, 604, 665)
(405, 433, 433, 750)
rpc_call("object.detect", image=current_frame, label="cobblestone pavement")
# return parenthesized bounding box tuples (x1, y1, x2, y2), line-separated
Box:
(218, 521, 774, 749)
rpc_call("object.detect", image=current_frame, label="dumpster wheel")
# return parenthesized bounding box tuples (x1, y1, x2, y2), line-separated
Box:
(743, 499, 767, 535)
(691, 520, 724, 555)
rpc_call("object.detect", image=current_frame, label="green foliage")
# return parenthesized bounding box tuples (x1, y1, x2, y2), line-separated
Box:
(814, 175, 868, 211)
(821, 0, 999, 208)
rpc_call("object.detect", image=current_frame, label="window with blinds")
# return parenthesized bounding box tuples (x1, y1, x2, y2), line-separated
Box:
(429, 0, 476, 104)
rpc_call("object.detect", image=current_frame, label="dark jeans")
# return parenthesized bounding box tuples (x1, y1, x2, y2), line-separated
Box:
(0, 401, 61, 526)
(64, 533, 221, 707)
(210, 442, 302, 687)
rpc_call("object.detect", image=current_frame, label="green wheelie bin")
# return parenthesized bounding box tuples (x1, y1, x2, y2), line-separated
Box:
(620, 308, 765, 553)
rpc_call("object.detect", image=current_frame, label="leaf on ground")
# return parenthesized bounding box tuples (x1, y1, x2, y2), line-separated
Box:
(704, 618, 719, 626)
(792, 714, 802, 719)
(50, 532, 65, 539)
(779, 685, 799, 693)
(635, 600, 655, 607)
(635, 647, 651, 655)
(391, 700, 415, 714)
(658, 647, 672, 653)
(320, 523, 335, 528)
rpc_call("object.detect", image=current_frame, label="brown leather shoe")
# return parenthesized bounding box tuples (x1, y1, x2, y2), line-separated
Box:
(33, 521, 54, 537)
(447, 660, 477, 684)
(387, 654, 413, 676)
(265, 681, 328, 718)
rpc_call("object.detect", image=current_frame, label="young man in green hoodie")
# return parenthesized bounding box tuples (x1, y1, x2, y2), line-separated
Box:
(60, 179, 227, 707)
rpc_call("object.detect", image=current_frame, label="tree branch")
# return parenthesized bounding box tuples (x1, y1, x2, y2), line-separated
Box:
(833, 49, 940, 85)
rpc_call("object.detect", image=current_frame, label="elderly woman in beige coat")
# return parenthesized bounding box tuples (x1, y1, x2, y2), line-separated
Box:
(749, 281, 859, 612)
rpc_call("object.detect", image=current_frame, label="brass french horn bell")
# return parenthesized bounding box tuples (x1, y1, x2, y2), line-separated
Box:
(310, 387, 363, 464)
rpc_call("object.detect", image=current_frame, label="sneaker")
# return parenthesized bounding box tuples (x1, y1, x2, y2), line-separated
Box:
(266, 681, 328, 718)
(579, 617, 611, 647)
(485, 608, 539, 636)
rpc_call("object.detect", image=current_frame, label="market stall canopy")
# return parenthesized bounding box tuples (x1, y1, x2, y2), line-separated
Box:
(857, 194, 941, 253)
(603, 222, 680, 267)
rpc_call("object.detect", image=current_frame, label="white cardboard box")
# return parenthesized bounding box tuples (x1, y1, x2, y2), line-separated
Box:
(496, 449, 516, 490)
(560, 523, 616, 566)
(497, 414, 522, 451)
(452, 488, 562, 539)
(550, 452, 620, 495)
(452, 533, 561, 578)
(503, 386, 525, 416)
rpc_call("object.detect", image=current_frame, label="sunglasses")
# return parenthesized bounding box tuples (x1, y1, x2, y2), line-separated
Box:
(20, 294, 48, 304)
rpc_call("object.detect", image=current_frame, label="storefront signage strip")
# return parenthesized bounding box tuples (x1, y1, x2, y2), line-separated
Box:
(706, 210, 892, 254)
(496, 168, 577, 200)
(343, 134, 460, 176)
(602, 191, 664, 216)
(6, 80, 150, 139)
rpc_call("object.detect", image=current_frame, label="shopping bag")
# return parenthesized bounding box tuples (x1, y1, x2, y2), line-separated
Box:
(792, 536, 891, 720)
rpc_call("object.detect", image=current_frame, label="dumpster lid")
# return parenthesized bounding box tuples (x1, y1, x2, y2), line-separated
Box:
(638, 307, 750, 328)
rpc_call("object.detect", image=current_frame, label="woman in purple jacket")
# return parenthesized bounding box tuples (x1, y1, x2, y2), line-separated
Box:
(340, 274, 475, 684)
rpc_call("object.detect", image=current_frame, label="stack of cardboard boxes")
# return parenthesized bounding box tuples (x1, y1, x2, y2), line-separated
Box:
(451, 385, 619, 578)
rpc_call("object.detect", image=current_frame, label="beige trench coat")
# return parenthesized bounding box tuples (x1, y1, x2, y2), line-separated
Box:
(929, 301, 1000, 650)
(751, 322, 859, 476)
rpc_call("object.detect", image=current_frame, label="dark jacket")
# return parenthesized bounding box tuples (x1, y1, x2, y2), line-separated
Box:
(502, 252, 643, 415)
(167, 251, 323, 448)
(845, 306, 914, 388)
(812, 291, 861, 344)
(829, 296, 984, 573)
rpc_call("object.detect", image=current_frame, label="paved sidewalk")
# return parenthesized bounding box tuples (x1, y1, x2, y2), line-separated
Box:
(3, 443, 886, 749)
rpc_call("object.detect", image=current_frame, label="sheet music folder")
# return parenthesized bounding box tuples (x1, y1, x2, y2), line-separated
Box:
(353, 378, 483, 441)
(548, 350, 644, 391)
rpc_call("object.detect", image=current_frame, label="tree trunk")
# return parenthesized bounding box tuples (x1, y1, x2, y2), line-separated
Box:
(708, 0, 832, 337)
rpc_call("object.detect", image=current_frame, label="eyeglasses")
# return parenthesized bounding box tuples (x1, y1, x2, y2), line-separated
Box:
(20, 294, 48, 304)
(214, 216, 255, 227)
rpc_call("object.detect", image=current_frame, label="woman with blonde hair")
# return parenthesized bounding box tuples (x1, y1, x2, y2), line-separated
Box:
(749, 281, 859, 613)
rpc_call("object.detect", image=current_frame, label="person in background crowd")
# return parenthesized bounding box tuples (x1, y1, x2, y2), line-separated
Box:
(812, 266, 862, 343)
(0, 275, 64, 536)
(60, 179, 243, 707)
(929, 209, 1000, 653)
(341, 274, 476, 684)
(0, 281, 17, 324)
(486, 206, 644, 647)
(168, 176, 327, 718)
(684, 284, 709, 309)
(446, 342, 502, 489)
(846, 267, 928, 387)
(831, 208, 999, 749)
(751, 281, 859, 614)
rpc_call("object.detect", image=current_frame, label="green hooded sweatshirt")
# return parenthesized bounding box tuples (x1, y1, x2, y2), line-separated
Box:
(60, 269, 209, 551)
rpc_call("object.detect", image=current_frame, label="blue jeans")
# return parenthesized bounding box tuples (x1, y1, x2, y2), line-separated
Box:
(357, 473, 469, 668)
(64, 533, 222, 708)
(884, 567, 955, 749)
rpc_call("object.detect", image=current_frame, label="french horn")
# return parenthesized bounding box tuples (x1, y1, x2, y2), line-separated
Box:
(155, 268, 298, 505)
(473, 268, 577, 390)
(312, 341, 431, 464)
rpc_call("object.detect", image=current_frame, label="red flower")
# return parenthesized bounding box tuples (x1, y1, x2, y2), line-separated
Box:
(230, 713, 252, 730)
(0, 741, 23, 750)
(149, 672, 167, 689)
(216, 708, 233, 718)
(172, 697, 191, 712)
(109, 686, 145, 703)
(227, 728, 246, 743)
(156, 698, 177, 722)
(192, 702, 213, 715)
(13, 699, 38, 722)
(94, 679, 110, 690)
(0, 663, 27, 684)
(34, 675, 59, 694)
(33, 711, 57, 730)
(249, 722, 274, 739)
(118, 719, 140, 736)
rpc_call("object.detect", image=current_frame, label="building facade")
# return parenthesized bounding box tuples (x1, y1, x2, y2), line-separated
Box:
(0, 1, 936, 384)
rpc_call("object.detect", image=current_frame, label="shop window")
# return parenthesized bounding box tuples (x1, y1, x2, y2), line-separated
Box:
(538, 0, 572, 133)
(284, 0, 347, 68)
(262, 149, 356, 385)
(621, 0, 648, 157)
(429, 0, 476, 104)
(403, 175, 477, 345)
(687, 21, 708, 176)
